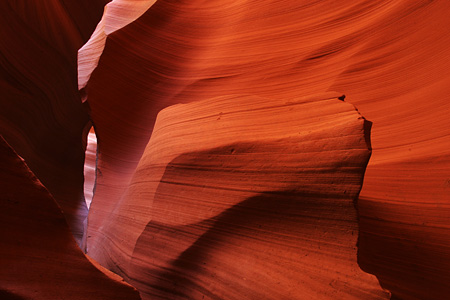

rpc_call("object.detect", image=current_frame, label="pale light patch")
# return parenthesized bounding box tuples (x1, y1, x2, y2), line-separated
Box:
(84, 129, 97, 208)
(77, 0, 158, 93)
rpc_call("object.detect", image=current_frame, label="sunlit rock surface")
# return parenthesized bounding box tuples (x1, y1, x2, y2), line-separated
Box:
(2, 0, 450, 299)
(78, 0, 158, 90)
(82, 1, 450, 299)
(83, 129, 98, 209)
(0, 137, 141, 300)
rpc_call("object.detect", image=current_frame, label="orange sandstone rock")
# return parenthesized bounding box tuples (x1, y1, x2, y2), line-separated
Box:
(86, 92, 389, 299)
(83, 1, 450, 298)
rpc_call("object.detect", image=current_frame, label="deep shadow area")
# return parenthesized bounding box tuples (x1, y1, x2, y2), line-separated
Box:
(357, 196, 450, 300)
(128, 137, 386, 299)
(135, 190, 360, 299)
(0, 290, 27, 300)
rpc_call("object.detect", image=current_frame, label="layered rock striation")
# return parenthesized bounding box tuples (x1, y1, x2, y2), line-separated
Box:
(2, 0, 450, 299)
(85, 92, 389, 299)
(82, 1, 450, 298)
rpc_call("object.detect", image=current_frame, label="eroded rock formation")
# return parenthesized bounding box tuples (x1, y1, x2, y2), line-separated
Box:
(81, 1, 450, 299)
(0, 0, 108, 243)
(88, 92, 390, 299)
(0, 136, 141, 300)
(2, 0, 450, 299)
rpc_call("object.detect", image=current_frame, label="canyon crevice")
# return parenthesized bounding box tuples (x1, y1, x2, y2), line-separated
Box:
(1, 1, 450, 299)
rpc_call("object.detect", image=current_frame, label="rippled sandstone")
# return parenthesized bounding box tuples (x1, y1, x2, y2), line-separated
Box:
(81, 1, 450, 299)
(2, 0, 450, 299)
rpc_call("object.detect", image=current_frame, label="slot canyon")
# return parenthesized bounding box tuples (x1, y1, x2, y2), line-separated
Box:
(1, 1, 449, 299)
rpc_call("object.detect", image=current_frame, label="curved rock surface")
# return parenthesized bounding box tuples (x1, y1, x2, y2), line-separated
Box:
(85, 92, 389, 299)
(78, 0, 158, 91)
(3, 0, 450, 299)
(82, 1, 450, 299)
(0, 0, 108, 242)
(0, 136, 141, 300)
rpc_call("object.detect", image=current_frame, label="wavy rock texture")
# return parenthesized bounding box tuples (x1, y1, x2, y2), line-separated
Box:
(0, 0, 108, 242)
(82, 1, 450, 299)
(0, 136, 141, 300)
(85, 92, 389, 299)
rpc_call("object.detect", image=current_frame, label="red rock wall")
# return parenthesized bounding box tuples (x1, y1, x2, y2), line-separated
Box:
(82, 1, 450, 299)
(0, 0, 109, 242)
(2, 0, 450, 299)
(0, 136, 141, 299)
(127, 93, 390, 299)
(84, 89, 390, 299)
(329, 3, 450, 298)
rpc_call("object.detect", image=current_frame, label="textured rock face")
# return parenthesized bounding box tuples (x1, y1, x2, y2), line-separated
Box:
(0, 137, 141, 300)
(89, 92, 389, 299)
(2, 0, 450, 299)
(81, 1, 450, 299)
